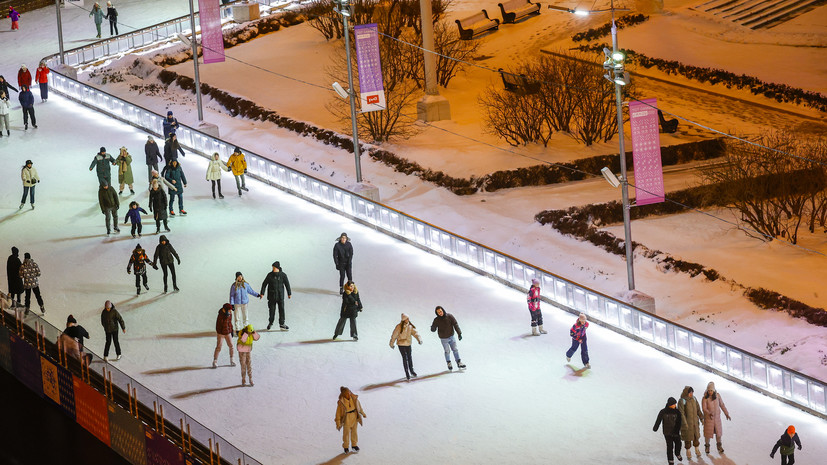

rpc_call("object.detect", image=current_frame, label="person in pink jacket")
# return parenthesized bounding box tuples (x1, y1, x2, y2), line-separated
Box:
(9, 7, 20, 31)
(701, 381, 731, 455)
(527, 278, 546, 336)
(236, 324, 260, 386)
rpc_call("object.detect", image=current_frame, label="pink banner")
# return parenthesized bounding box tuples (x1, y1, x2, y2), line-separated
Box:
(198, 0, 225, 64)
(629, 98, 665, 205)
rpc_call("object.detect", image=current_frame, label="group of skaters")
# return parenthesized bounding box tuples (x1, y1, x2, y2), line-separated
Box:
(0, 62, 49, 136)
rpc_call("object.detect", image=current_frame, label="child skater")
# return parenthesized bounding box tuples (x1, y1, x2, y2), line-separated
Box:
(123, 201, 148, 238)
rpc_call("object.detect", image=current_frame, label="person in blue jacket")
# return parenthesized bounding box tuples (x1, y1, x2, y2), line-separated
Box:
(229, 272, 262, 334)
(18, 86, 36, 130)
(162, 111, 179, 139)
(123, 201, 148, 238)
(162, 160, 187, 215)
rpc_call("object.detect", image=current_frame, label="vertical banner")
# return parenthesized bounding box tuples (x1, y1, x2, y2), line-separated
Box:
(629, 98, 665, 205)
(10, 333, 43, 397)
(109, 402, 148, 465)
(198, 0, 225, 63)
(73, 374, 111, 446)
(144, 427, 187, 465)
(40, 356, 76, 417)
(0, 325, 11, 373)
(354, 24, 386, 112)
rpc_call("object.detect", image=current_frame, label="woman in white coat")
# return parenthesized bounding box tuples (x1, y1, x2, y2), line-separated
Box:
(0, 92, 10, 137)
(389, 313, 422, 380)
(20, 160, 40, 209)
(205, 152, 228, 199)
(701, 381, 731, 455)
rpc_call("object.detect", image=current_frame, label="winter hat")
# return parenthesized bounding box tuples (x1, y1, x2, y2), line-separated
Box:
(786, 425, 795, 435)
(67, 315, 77, 324)
(233, 146, 241, 153)
(666, 397, 677, 407)
(167, 110, 173, 116)
(578, 313, 587, 323)
(135, 243, 141, 250)
(105, 300, 112, 309)
(272, 261, 281, 269)
(222, 303, 233, 311)
(100, 146, 106, 153)
(401, 313, 409, 321)
(20, 64, 27, 69)
(531, 278, 540, 286)
(235, 271, 243, 278)
(25, 159, 32, 165)
(24, 252, 31, 259)
(339, 232, 348, 239)
(706, 381, 716, 392)
(147, 135, 154, 141)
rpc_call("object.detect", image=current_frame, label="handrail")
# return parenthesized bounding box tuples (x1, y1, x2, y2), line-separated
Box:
(41, 11, 826, 424)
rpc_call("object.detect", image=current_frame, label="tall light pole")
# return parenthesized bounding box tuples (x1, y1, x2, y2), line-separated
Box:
(333, 0, 363, 183)
(186, 0, 204, 123)
(54, 0, 65, 65)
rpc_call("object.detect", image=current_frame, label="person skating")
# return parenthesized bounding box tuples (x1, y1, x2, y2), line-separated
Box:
(226, 147, 249, 196)
(678, 386, 704, 459)
(162, 160, 187, 215)
(701, 381, 731, 454)
(213, 303, 236, 368)
(123, 201, 147, 238)
(229, 272, 262, 334)
(152, 235, 180, 293)
(260, 261, 291, 330)
(653, 396, 683, 465)
(333, 280, 361, 341)
(17, 64, 31, 88)
(19, 252, 45, 315)
(770, 425, 802, 465)
(89, 2, 104, 38)
(6, 247, 24, 307)
(127, 244, 154, 295)
(389, 313, 422, 380)
(333, 232, 353, 295)
(0, 92, 9, 137)
(9, 6, 20, 31)
(162, 111, 179, 139)
(527, 277, 546, 335)
(163, 132, 185, 165)
(335, 386, 366, 453)
(104, 1, 118, 35)
(206, 152, 228, 199)
(116, 146, 135, 195)
(98, 184, 120, 235)
(34, 61, 49, 102)
(236, 324, 260, 386)
(60, 314, 92, 364)
(0, 76, 18, 102)
(430, 305, 465, 370)
(18, 86, 35, 130)
(149, 169, 176, 192)
(100, 300, 125, 362)
(144, 136, 163, 184)
(148, 181, 171, 233)
(19, 159, 39, 210)
(89, 147, 116, 187)
(565, 313, 590, 369)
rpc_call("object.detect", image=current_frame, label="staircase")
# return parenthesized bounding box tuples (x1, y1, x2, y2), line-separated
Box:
(693, 0, 827, 29)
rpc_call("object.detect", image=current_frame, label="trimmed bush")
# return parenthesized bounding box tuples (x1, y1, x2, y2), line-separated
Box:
(571, 14, 649, 43)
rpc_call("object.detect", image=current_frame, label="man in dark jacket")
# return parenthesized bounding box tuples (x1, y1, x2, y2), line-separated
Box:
(430, 306, 465, 370)
(145, 135, 163, 184)
(104, 1, 118, 35)
(333, 232, 353, 295)
(152, 235, 180, 293)
(18, 86, 36, 130)
(162, 111, 179, 139)
(6, 246, 24, 306)
(163, 133, 186, 165)
(100, 300, 125, 361)
(90, 147, 116, 187)
(98, 184, 120, 235)
(260, 261, 291, 330)
(162, 160, 187, 215)
(653, 397, 683, 465)
(770, 425, 802, 464)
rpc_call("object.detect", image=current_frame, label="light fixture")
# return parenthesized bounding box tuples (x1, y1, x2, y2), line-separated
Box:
(332, 82, 349, 99)
(601, 167, 621, 188)
(573, 9, 589, 16)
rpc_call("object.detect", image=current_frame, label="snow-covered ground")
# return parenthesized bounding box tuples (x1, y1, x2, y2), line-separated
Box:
(2, 90, 826, 465)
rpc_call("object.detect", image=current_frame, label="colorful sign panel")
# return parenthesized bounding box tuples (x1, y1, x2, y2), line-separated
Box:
(198, 0, 225, 64)
(354, 24, 386, 112)
(629, 98, 665, 205)
(144, 427, 187, 465)
(40, 356, 76, 417)
(74, 374, 111, 446)
(109, 402, 148, 465)
(10, 333, 43, 396)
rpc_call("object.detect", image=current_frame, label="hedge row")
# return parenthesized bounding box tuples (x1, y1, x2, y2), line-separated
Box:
(575, 43, 827, 112)
(571, 13, 649, 43)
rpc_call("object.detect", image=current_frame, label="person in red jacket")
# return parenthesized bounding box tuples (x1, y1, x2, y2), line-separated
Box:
(565, 313, 590, 369)
(213, 304, 236, 368)
(17, 64, 31, 88)
(34, 61, 49, 102)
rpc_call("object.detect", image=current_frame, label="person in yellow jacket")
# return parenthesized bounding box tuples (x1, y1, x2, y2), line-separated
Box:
(226, 147, 248, 196)
(335, 386, 366, 454)
(236, 324, 260, 386)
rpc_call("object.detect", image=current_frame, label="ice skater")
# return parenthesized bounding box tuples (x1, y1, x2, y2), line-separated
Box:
(90, 147, 116, 187)
(430, 305, 465, 370)
(770, 425, 802, 465)
(565, 313, 590, 369)
(162, 111, 179, 139)
(104, 1, 118, 35)
(116, 147, 135, 195)
(19, 159, 39, 210)
(17, 64, 31, 88)
(527, 277, 546, 335)
(206, 152, 228, 199)
(123, 201, 147, 238)
(98, 184, 120, 235)
(148, 181, 171, 233)
(260, 261, 291, 330)
(701, 381, 731, 454)
(333, 281, 362, 341)
(152, 235, 180, 293)
(389, 313, 422, 380)
(60, 315, 92, 364)
(9, 6, 20, 31)
(90, 2, 104, 38)
(653, 396, 683, 465)
(144, 136, 163, 184)
(213, 304, 236, 368)
(335, 387, 366, 454)
(163, 132, 185, 164)
(678, 386, 704, 459)
(229, 271, 262, 333)
(35, 61, 49, 102)
(163, 160, 187, 215)
(100, 300, 125, 362)
(6, 247, 23, 307)
(0, 92, 11, 137)
(333, 232, 353, 294)
(19, 252, 44, 315)
(236, 324, 260, 386)
(127, 244, 154, 295)
(226, 147, 249, 196)
(18, 86, 36, 130)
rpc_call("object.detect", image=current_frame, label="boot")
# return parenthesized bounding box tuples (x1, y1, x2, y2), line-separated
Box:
(685, 447, 691, 459)
(212, 360, 217, 368)
(531, 326, 539, 336)
(694, 447, 701, 457)
(704, 444, 710, 454)
(457, 360, 466, 369)
(538, 325, 548, 334)
(137, 287, 141, 295)
(230, 358, 236, 367)
(212, 191, 216, 199)
(716, 442, 724, 454)
(447, 361, 453, 371)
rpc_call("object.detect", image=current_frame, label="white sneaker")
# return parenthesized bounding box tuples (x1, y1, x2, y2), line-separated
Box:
(104, 357, 109, 362)
(116, 354, 122, 361)
(230, 360, 237, 367)
(585, 363, 591, 369)
(212, 360, 217, 368)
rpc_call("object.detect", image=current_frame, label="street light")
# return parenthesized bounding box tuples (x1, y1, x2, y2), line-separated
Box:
(183, 0, 204, 124)
(333, 0, 363, 183)
(550, 1, 635, 290)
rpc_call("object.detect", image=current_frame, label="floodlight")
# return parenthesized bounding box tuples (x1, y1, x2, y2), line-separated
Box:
(601, 167, 620, 188)
(613, 71, 631, 86)
(612, 50, 625, 63)
(573, 9, 589, 16)
(176, 33, 191, 47)
(332, 82, 349, 99)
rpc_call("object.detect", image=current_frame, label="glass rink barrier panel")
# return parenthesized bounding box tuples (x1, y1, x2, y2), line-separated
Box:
(44, 53, 827, 421)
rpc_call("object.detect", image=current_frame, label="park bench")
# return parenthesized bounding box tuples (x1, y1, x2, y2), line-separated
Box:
(455, 10, 500, 40)
(498, 0, 541, 24)
(498, 68, 541, 94)
(658, 110, 679, 133)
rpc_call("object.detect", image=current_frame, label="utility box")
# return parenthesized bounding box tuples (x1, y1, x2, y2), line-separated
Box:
(232, 2, 260, 23)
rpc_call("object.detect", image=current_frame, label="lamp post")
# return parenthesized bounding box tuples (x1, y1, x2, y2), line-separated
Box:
(333, 0, 363, 183)
(54, 0, 65, 65)
(186, 0, 204, 123)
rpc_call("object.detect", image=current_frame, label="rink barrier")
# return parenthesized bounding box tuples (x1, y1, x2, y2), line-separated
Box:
(0, 305, 262, 465)
(43, 31, 827, 422)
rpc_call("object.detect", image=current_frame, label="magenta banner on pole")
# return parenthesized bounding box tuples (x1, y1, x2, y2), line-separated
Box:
(629, 98, 665, 205)
(198, 0, 225, 64)
(354, 23, 386, 112)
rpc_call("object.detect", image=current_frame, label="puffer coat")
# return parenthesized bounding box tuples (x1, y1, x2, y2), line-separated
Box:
(206, 157, 228, 181)
(21, 166, 40, 187)
(227, 151, 247, 176)
(148, 187, 168, 221)
(701, 383, 730, 439)
(389, 321, 421, 347)
(340, 286, 363, 318)
(100, 307, 125, 333)
(678, 386, 703, 443)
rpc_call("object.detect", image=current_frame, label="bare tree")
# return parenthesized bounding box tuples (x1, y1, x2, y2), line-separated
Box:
(479, 87, 553, 147)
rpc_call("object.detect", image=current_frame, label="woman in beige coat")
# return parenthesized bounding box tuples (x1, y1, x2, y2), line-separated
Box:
(701, 381, 731, 454)
(678, 385, 703, 459)
(335, 387, 366, 454)
(389, 313, 422, 380)
(116, 146, 134, 194)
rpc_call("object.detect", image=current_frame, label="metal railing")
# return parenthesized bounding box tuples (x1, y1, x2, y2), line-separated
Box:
(42, 9, 827, 424)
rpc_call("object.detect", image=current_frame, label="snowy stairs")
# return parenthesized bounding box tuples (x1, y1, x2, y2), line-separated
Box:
(693, 0, 827, 29)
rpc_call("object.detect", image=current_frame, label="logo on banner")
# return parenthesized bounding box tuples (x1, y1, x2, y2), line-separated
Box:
(354, 24, 386, 113)
(367, 95, 379, 104)
(629, 98, 665, 205)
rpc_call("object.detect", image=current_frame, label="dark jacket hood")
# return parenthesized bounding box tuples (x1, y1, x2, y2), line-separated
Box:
(159, 235, 168, 243)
